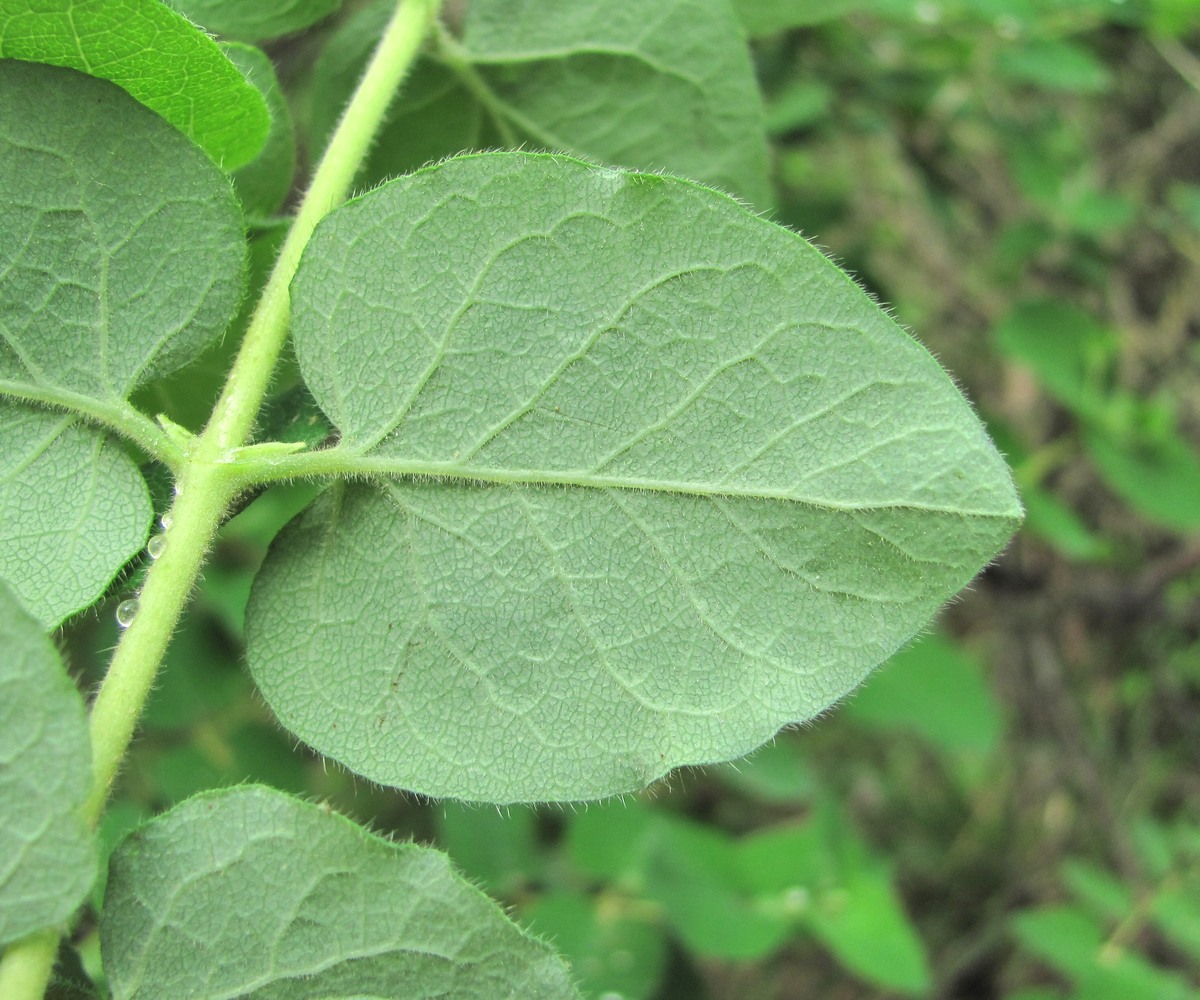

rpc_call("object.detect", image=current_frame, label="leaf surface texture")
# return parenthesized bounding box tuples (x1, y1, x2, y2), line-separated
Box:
(0, 0, 269, 168)
(0, 582, 95, 944)
(247, 152, 1022, 802)
(101, 785, 579, 1000)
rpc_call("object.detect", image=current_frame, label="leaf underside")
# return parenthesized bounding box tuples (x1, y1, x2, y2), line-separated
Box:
(0, 582, 95, 945)
(0, 409, 150, 627)
(247, 152, 1021, 804)
(0, 61, 244, 623)
(308, 0, 770, 207)
(101, 785, 578, 1000)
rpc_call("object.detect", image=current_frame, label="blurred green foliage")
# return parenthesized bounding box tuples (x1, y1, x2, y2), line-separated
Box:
(56, 0, 1200, 996)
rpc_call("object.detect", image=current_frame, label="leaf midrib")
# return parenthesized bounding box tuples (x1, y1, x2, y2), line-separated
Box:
(306, 451, 1020, 520)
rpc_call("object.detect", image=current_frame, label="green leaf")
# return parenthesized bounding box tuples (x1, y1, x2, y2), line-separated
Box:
(1062, 860, 1132, 924)
(567, 801, 657, 885)
(461, 0, 771, 208)
(1153, 881, 1200, 960)
(101, 785, 579, 1000)
(996, 39, 1112, 94)
(1013, 906, 1193, 1000)
(1019, 485, 1110, 562)
(523, 890, 666, 1000)
(309, 0, 771, 207)
(644, 818, 790, 960)
(993, 300, 1117, 417)
(845, 632, 1002, 756)
(806, 867, 930, 994)
(0, 60, 246, 402)
(247, 152, 1021, 804)
(165, 0, 340, 42)
(0, 581, 95, 945)
(738, 807, 930, 993)
(438, 802, 543, 896)
(224, 43, 296, 220)
(0, 408, 150, 627)
(1084, 424, 1200, 530)
(734, 0, 874, 35)
(0, 0, 269, 169)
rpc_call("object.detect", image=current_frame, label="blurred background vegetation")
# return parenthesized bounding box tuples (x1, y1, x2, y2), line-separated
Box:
(68, 0, 1200, 996)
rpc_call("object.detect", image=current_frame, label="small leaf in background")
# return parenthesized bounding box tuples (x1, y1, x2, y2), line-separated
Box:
(644, 818, 791, 960)
(806, 867, 931, 995)
(1019, 486, 1111, 562)
(140, 614, 244, 732)
(1153, 882, 1200, 961)
(0, 409, 150, 627)
(1011, 906, 1194, 1000)
(165, 0, 340, 42)
(101, 785, 579, 1000)
(438, 802, 543, 896)
(1062, 860, 1132, 923)
(567, 801, 658, 886)
(0, 582, 96, 945)
(523, 890, 667, 1000)
(739, 806, 931, 995)
(845, 631, 1003, 758)
(247, 152, 1021, 804)
(1083, 422, 1200, 530)
(764, 79, 834, 135)
(0, 0, 269, 168)
(224, 43, 297, 220)
(996, 38, 1112, 93)
(715, 736, 818, 804)
(993, 299, 1117, 417)
(734, 0, 874, 35)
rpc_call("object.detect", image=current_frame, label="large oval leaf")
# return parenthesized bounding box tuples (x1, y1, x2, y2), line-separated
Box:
(0, 582, 95, 944)
(101, 785, 577, 1000)
(247, 152, 1021, 803)
(0, 0, 269, 168)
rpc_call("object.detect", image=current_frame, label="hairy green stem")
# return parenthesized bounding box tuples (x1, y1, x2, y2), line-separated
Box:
(0, 933, 56, 1000)
(82, 0, 439, 829)
(209, 0, 440, 453)
(0, 2, 439, 996)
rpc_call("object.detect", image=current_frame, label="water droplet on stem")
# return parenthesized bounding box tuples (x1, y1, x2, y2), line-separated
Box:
(116, 599, 140, 628)
(147, 534, 166, 559)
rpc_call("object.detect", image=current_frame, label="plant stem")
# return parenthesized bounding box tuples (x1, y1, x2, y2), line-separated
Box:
(208, 0, 440, 453)
(82, 459, 235, 823)
(0, 4, 441, 998)
(82, 0, 439, 829)
(0, 933, 56, 1000)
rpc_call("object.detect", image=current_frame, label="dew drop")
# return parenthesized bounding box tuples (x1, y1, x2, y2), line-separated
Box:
(159, 513, 172, 530)
(116, 599, 140, 628)
(147, 533, 166, 560)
